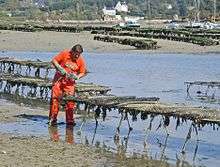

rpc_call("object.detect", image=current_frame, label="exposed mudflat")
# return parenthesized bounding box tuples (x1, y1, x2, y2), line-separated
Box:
(0, 133, 110, 167)
(0, 30, 219, 54)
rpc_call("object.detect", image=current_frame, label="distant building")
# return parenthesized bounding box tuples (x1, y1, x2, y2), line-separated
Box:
(115, 1, 128, 13)
(102, 6, 117, 21)
(102, 6, 116, 16)
(102, 1, 129, 21)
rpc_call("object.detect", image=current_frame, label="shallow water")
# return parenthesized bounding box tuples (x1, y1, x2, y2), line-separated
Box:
(0, 105, 219, 167)
(1, 51, 220, 107)
(0, 51, 220, 167)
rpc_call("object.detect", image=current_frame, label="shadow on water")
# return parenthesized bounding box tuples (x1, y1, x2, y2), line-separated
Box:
(16, 114, 49, 122)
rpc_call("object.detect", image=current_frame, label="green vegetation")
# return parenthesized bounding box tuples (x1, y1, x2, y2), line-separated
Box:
(0, 0, 219, 21)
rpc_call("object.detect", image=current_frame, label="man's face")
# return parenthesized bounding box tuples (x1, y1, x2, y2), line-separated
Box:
(71, 50, 81, 60)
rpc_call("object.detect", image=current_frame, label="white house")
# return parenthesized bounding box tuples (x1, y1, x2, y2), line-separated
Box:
(102, 1, 129, 21)
(102, 6, 116, 16)
(115, 1, 128, 13)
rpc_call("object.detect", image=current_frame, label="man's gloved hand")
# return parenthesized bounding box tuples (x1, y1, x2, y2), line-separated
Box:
(59, 67, 67, 75)
(66, 73, 79, 80)
(54, 62, 67, 75)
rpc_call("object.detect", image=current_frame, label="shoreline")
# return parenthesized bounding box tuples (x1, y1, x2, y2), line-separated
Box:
(1, 49, 220, 55)
(0, 30, 219, 54)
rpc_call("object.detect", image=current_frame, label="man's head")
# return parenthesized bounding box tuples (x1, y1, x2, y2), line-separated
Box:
(70, 44, 83, 60)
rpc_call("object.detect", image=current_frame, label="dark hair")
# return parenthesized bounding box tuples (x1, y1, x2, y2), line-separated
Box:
(71, 44, 83, 53)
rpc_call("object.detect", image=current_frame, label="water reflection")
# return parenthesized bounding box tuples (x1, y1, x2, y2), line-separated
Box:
(1, 51, 220, 108)
(0, 107, 219, 167)
(185, 81, 220, 106)
(48, 125, 75, 144)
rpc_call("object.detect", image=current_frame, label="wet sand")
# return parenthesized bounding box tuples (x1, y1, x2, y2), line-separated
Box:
(0, 100, 172, 167)
(0, 30, 219, 54)
(0, 100, 108, 166)
(0, 133, 109, 167)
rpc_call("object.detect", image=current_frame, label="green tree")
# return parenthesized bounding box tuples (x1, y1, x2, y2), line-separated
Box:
(5, 0, 19, 11)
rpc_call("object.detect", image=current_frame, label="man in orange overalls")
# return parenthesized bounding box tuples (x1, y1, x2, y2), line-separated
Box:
(49, 44, 87, 126)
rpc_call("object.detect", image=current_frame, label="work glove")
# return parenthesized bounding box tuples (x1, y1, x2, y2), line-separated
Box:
(54, 62, 67, 75)
(67, 73, 79, 80)
(59, 67, 67, 75)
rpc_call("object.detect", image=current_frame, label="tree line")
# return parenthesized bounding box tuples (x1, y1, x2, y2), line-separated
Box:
(0, 0, 219, 20)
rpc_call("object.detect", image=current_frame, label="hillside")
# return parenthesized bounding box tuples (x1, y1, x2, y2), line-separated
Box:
(0, 0, 219, 21)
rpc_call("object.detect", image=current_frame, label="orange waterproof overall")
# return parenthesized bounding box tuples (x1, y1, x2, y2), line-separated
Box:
(49, 50, 86, 124)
